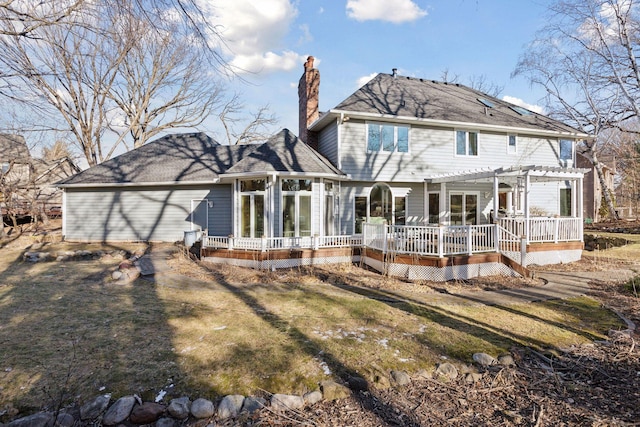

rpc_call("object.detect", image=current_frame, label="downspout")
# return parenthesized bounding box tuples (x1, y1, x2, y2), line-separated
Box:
(61, 189, 66, 239)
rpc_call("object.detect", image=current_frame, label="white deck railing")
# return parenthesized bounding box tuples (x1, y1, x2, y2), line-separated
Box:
(498, 217, 582, 243)
(202, 217, 582, 258)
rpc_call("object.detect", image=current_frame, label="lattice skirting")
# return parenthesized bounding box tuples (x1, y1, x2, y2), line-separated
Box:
(362, 256, 520, 282)
(524, 249, 582, 266)
(203, 255, 356, 270)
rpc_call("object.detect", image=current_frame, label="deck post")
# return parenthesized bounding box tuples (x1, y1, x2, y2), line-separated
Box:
(466, 225, 473, 255)
(261, 235, 267, 252)
(438, 225, 444, 258)
(228, 235, 234, 251)
(554, 218, 560, 243)
(520, 236, 527, 266)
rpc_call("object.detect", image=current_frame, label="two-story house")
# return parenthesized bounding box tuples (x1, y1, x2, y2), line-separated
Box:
(58, 58, 589, 280)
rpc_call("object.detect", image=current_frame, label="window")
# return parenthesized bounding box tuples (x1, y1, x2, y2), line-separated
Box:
(370, 183, 392, 224)
(507, 135, 517, 154)
(282, 179, 312, 237)
(428, 193, 440, 224)
(560, 188, 572, 217)
(450, 193, 478, 225)
(560, 139, 573, 162)
(456, 130, 478, 156)
(240, 179, 265, 238)
(324, 181, 337, 235)
(394, 197, 406, 225)
(355, 196, 367, 234)
(367, 123, 409, 153)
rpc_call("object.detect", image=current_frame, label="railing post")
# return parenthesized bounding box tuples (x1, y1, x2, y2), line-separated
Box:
(554, 218, 560, 243)
(261, 235, 267, 252)
(313, 234, 319, 250)
(438, 225, 444, 258)
(494, 224, 500, 253)
(228, 235, 234, 251)
(382, 224, 388, 254)
(520, 236, 527, 266)
(467, 226, 473, 255)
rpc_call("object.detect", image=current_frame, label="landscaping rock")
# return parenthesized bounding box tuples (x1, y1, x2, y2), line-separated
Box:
(465, 372, 483, 383)
(473, 352, 497, 367)
(390, 370, 411, 386)
(167, 397, 191, 419)
(217, 395, 244, 420)
(52, 412, 75, 427)
(129, 402, 165, 424)
(319, 380, 350, 401)
(498, 354, 515, 367)
(80, 394, 111, 420)
(270, 394, 304, 412)
(414, 369, 432, 380)
(303, 391, 323, 406)
(102, 396, 136, 425)
(155, 417, 176, 427)
(190, 398, 214, 419)
(435, 363, 458, 380)
(6, 412, 52, 427)
(241, 397, 266, 414)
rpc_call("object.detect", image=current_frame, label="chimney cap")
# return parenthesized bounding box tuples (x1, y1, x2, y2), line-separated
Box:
(392, 68, 398, 77)
(305, 56, 315, 70)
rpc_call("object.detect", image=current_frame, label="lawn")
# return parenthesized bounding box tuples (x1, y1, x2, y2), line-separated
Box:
(0, 234, 630, 416)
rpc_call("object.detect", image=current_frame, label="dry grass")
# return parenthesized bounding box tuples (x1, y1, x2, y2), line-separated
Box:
(0, 221, 632, 418)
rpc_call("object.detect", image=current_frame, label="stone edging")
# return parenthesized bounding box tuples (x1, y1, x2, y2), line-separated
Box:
(1, 352, 517, 427)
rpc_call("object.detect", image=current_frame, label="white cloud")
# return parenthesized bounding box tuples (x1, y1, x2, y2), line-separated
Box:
(346, 0, 427, 23)
(357, 73, 378, 88)
(231, 50, 307, 74)
(201, 0, 303, 74)
(502, 95, 545, 115)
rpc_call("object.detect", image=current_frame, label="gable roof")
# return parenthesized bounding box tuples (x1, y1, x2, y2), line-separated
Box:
(58, 129, 345, 187)
(0, 134, 31, 162)
(310, 73, 589, 138)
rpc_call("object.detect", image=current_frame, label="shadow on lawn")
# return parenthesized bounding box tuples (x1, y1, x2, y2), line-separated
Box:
(307, 267, 620, 356)
(0, 244, 182, 419)
(197, 263, 424, 427)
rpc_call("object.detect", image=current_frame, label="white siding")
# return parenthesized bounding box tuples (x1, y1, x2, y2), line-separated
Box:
(64, 185, 231, 242)
(318, 122, 339, 167)
(337, 120, 575, 182)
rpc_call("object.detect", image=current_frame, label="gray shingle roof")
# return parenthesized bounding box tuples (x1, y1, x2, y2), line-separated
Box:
(0, 134, 30, 162)
(58, 129, 344, 187)
(330, 73, 583, 134)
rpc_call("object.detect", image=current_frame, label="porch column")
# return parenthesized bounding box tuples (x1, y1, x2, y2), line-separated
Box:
(439, 182, 446, 225)
(493, 175, 499, 252)
(576, 176, 584, 242)
(524, 174, 531, 243)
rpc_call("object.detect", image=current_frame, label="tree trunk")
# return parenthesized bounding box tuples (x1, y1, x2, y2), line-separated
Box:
(591, 151, 619, 221)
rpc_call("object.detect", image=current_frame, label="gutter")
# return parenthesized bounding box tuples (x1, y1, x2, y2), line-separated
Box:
(57, 178, 221, 189)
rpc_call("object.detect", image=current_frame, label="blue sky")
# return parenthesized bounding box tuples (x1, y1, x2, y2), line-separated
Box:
(201, 0, 553, 138)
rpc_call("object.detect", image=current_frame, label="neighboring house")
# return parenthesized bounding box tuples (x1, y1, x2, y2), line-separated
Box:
(576, 153, 615, 223)
(58, 58, 590, 280)
(1, 134, 80, 219)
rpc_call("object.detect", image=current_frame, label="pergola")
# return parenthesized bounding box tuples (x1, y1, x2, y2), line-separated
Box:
(424, 165, 591, 222)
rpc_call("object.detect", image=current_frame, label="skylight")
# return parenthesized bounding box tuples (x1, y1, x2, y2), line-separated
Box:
(510, 106, 532, 116)
(477, 98, 494, 108)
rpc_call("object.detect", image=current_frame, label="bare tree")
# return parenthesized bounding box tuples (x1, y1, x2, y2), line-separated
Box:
(513, 0, 640, 220)
(107, 17, 226, 149)
(218, 95, 278, 145)
(0, 0, 83, 37)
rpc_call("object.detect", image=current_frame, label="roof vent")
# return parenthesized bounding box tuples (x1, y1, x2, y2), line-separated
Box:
(392, 68, 397, 78)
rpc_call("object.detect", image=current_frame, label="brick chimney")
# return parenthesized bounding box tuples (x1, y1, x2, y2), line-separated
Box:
(298, 56, 319, 149)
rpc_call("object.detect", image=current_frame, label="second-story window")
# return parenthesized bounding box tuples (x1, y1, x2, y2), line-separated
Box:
(366, 123, 409, 153)
(560, 139, 574, 162)
(456, 130, 478, 156)
(507, 135, 517, 154)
